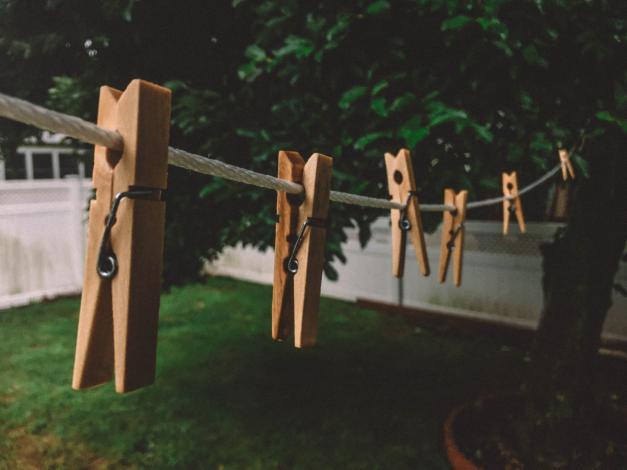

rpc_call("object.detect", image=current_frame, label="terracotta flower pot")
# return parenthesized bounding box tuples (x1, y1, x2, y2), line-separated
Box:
(443, 404, 480, 470)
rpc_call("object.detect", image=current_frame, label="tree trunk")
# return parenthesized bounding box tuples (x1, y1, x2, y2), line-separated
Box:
(517, 130, 626, 465)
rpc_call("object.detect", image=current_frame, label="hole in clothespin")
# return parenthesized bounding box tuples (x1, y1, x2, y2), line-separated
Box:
(105, 149, 122, 170)
(286, 192, 305, 206)
(507, 182, 514, 191)
(393, 170, 403, 184)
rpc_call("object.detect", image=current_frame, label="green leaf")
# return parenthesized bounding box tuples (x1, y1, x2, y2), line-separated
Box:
(519, 93, 534, 111)
(595, 111, 627, 132)
(235, 128, 257, 138)
(237, 62, 262, 82)
(596, 111, 614, 122)
(531, 154, 548, 170)
(370, 97, 388, 117)
(305, 14, 326, 33)
(339, 85, 367, 109)
(245, 44, 266, 62)
(530, 133, 553, 152)
(522, 45, 548, 68)
(354, 131, 387, 150)
(428, 109, 467, 127)
(358, 223, 372, 248)
(479, 177, 500, 190)
(274, 36, 314, 59)
(441, 15, 472, 31)
(366, 0, 390, 15)
(389, 92, 415, 112)
(324, 263, 339, 281)
(371, 80, 389, 96)
(493, 40, 513, 56)
(326, 13, 351, 41)
(122, 0, 137, 22)
(571, 153, 590, 177)
(399, 116, 430, 148)
(471, 123, 494, 143)
(476, 17, 507, 37)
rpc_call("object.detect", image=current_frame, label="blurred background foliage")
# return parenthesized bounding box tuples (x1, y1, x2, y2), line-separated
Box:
(0, 0, 625, 286)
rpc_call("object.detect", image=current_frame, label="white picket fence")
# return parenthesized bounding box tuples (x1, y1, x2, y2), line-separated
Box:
(0, 177, 91, 309)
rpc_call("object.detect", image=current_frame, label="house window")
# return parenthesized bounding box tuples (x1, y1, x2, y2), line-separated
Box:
(59, 153, 81, 178)
(32, 152, 54, 179)
(5, 154, 27, 179)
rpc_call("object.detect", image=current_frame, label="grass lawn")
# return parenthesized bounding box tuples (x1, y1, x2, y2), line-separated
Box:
(0, 277, 618, 469)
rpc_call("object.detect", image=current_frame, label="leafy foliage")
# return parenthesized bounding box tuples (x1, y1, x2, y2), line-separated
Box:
(0, 0, 625, 285)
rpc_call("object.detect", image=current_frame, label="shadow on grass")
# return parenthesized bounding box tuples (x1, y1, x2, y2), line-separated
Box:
(0, 277, 529, 469)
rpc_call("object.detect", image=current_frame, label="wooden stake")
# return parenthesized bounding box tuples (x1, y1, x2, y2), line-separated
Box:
(438, 189, 468, 287)
(502, 171, 526, 235)
(73, 79, 171, 393)
(384, 149, 429, 277)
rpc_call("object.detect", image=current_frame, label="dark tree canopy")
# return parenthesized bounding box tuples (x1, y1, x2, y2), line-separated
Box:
(1, 0, 624, 284)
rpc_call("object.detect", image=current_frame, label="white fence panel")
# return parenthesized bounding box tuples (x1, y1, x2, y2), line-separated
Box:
(0, 177, 91, 309)
(207, 218, 627, 341)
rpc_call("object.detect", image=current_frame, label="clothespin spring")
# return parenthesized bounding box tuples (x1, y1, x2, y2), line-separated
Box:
(446, 223, 464, 251)
(96, 189, 157, 279)
(286, 217, 327, 274)
(399, 191, 416, 231)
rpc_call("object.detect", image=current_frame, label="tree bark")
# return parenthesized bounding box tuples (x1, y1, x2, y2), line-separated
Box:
(517, 130, 626, 465)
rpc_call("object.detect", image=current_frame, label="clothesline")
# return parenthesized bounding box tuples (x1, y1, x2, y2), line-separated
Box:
(0, 91, 562, 212)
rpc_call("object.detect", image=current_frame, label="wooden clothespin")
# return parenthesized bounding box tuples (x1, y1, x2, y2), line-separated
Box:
(72, 80, 171, 393)
(438, 189, 468, 287)
(384, 149, 429, 278)
(558, 148, 575, 181)
(502, 171, 526, 235)
(272, 151, 333, 348)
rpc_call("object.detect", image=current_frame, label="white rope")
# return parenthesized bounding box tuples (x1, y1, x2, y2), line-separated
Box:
(466, 163, 562, 209)
(0, 92, 124, 151)
(167, 147, 303, 194)
(0, 90, 563, 214)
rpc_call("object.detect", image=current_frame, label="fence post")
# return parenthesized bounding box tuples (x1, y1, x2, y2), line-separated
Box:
(66, 175, 86, 286)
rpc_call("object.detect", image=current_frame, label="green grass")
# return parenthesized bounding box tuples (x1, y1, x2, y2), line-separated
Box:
(0, 277, 530, 469)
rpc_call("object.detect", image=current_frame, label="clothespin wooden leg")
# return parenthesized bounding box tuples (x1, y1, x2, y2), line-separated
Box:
(272, 151, 304, 341)
(384, 149, 429, 278)
(73, 80, 171, 393)
(451, 191, 468, 287)
(438, 189, 468, 286)
(292, 154, 333, 348)
(502, 171, 526, 235)
(72, 87, 120, 389)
